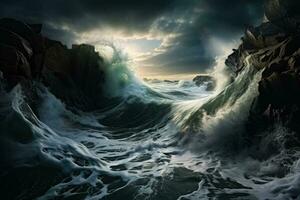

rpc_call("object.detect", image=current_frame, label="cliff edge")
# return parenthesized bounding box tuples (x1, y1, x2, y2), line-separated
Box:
(0, 18, 106, 111)
(226, 0, 300, 140)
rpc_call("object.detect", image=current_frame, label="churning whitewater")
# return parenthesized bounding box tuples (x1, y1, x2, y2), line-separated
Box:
(1, 46, 300, 200)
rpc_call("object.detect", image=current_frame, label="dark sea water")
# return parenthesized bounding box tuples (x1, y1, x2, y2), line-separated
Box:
(1, 51, 300, 200)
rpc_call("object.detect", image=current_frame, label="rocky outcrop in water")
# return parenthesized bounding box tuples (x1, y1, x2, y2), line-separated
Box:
(0, 18, 105, 110)
(192, 75, 216, 91)
(226, 0, 300, 138)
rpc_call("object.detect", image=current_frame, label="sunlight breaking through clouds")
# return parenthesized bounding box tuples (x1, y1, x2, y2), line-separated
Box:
(0, 0, 264, 77)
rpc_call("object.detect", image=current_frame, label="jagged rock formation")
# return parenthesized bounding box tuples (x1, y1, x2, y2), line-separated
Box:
(192, 75, 216, 91)
(0, 18, 105, 110)
(226, 0, 300, 138)
(264, 0, 300, 31)
(42, 43, 105, 110)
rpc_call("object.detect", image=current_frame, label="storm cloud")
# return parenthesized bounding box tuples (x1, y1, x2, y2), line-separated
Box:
(0, 0, 174, 38)
(0, 0, 264, 76)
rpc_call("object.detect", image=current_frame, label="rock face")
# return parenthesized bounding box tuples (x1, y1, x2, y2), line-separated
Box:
(226, 1, 300, 137)
(264, 0, 300, 31)
(0, 18, 105, 110)
(42, 43, 105, 110)
(193, 75, 216, 91)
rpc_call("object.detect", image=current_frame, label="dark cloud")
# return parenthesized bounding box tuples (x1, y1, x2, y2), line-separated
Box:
(142, 0, 264, 74)
(197, 0, 264, 37)
(142, 23, 215, 74)
(0, 0, 175, 44)
(0, 0, 174, 31)
(0, 0, 264, 75)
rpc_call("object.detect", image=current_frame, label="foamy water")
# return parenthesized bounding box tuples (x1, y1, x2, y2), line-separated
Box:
(1, 47, 300, 200)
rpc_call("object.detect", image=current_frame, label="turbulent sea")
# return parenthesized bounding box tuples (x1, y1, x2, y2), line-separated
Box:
(1, 49, 300, 200)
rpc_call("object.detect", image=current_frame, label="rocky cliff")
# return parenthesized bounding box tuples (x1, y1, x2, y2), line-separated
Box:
(226, 0, 300, 140)
(0, 18, 106, 111)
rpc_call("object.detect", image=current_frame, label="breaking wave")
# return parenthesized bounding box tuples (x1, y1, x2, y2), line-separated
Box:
(1, 45, 300, 200)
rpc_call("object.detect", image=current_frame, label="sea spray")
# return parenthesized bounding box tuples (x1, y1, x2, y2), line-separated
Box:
(96, 42, 147, 98)
(2, 45, 300, 200)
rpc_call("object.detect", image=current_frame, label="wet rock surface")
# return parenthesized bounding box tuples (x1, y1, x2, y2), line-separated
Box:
(226, 0, 300, 138)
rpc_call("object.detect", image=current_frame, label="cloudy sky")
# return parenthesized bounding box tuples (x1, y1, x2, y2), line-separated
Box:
(0, 0, 264, 78)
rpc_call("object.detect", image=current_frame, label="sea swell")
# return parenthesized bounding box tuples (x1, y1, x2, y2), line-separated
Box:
(1, 44, 300, 200)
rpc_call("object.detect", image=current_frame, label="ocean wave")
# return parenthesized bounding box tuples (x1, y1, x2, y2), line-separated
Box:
(1, 45, 300, 200)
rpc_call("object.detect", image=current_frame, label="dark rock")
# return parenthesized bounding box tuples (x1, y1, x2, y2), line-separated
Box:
(226, 49, 240, 72)
(0, 18, 42, 52)
(0, 43, 31, 79)
(283, 36, 300, 57)
(0, 17, 106, 111)
(0, 18, 45, 78)
(206, 82, 216, 91)
(244, 23, 286, 48)
(0, 27, 33, 59)
(43, 42, 71, 74)
(227, 0, 300, 141)
(28, 24, 43, 34)
(193, 75, 216, 91)
(42, 43, 105, 110)
(262, 60, 288, 78)
(193, 75, 213, 86)
(163, 80, 175, 83)
(264, 0, 300, 31)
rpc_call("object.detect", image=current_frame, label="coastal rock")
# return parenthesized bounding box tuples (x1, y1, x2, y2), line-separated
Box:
(42, 43, 105, 110)
(43, 41, 71, 74)
(192, 75, 213, 86)
(192, 75, 216, 91)
(0, 18, 106, 110)
(0, 27, 33, 59)
(264, 0, 300, 31)
(0, 18, 48, 82)
(0, 18, 37, 47)
(227, 0, 300, 137)
(0, 44, 31, 78)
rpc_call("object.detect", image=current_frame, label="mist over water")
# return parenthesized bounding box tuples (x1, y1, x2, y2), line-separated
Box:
(1, 46, 300, 200)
